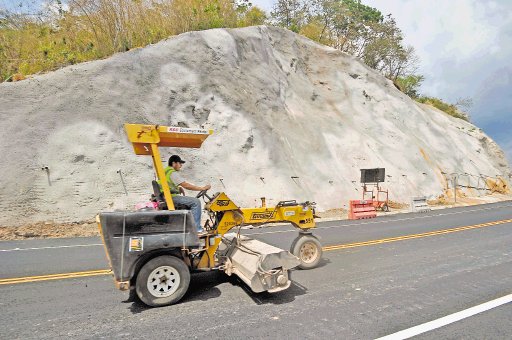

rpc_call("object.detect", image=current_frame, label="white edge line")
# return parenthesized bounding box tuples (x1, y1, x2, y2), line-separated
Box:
(376, 293, 512, 340)
(0, 244, 103, 252)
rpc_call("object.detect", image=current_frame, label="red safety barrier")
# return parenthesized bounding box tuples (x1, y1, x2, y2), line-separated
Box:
(348, 199, 377, 220)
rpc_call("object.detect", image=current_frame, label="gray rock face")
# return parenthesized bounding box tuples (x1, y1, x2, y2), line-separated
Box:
(0, 26, 509, 225)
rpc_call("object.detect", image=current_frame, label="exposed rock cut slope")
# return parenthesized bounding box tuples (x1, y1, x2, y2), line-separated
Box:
(0, 26, 510, 225)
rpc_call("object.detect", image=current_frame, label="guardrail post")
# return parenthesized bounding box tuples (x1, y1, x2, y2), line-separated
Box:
(117, 169, 128, 196)
(453, 175, 457, 203)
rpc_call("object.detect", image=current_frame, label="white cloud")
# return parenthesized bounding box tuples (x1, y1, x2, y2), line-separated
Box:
(251, 0, 274, 11)
(364, 0, 501, 70)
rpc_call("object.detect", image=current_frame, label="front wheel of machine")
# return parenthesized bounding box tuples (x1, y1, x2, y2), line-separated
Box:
(291, 235, 323, 270)
(136, 255, 190, 307)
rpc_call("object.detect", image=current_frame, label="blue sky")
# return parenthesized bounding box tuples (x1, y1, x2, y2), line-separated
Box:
(253, 0, 512, 163)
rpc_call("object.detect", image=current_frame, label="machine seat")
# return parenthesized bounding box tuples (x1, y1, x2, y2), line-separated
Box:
(151, 180, 189, 211)
(151, 180, 167, 209)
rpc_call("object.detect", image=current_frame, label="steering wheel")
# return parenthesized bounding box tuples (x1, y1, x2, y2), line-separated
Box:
(196, 189, 209, 199)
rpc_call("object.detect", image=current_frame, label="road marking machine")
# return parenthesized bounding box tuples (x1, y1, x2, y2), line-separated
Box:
(97, 124, 322, 306)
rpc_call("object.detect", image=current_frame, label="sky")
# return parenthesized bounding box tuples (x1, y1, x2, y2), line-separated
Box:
(253, 0, 512, 163)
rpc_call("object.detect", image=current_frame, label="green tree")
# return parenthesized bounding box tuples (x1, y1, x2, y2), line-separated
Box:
(395, 74, 424, 98)
(417, 96, 470, 121)
(271, 0, 308, 32)
(234, 0, 267, 26)
(239, 6, 268, 26)
(454, 97, 473, 112)
(276, 0, 421, 82)
(306, 0, 382, 51)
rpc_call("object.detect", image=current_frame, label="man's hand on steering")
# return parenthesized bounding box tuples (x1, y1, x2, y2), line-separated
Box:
(196, 185, 212, 199)
(180, 182, 210, 192)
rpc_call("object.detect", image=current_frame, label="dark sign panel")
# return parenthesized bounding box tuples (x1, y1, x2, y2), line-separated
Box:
(360, 168, 385, 183)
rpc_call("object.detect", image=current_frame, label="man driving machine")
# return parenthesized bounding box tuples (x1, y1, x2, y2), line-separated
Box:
(159, 155, 211, 232)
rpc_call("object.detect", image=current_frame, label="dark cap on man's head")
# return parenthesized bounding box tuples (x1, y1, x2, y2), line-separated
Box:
(168, 155, 186, 165)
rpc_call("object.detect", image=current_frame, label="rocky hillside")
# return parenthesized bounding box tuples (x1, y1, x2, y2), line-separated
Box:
(0, 26, 510, 225)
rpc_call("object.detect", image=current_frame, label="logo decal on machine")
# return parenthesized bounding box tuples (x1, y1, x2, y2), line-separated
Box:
(216, 200, 231, 207)
(167, 127, 209, 134)
(129, 237, 143, 252)
(251, 211, 276, 220)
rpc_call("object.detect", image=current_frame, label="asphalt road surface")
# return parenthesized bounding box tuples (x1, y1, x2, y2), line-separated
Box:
(1, 202, 511, 339)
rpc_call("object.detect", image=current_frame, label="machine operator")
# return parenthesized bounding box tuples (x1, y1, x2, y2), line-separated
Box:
(160, 155, 211, 232)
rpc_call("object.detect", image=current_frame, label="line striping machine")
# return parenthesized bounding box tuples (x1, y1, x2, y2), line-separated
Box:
(97, 123, 322, 307)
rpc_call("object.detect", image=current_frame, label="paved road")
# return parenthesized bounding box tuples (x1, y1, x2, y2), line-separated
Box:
(1, 201, 511, 339)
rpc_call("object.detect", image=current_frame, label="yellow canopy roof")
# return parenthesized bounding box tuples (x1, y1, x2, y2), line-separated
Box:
(124, 124, 213, 155)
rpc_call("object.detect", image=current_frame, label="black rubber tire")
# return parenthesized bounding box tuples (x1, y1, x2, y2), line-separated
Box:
(135, 255, 190, 307)
(290, 234, 323, 270)
(289, 237, 298, 255)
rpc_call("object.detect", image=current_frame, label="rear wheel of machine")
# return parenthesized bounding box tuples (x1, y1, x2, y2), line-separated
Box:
(291, 235, 322, 270)
(136, 255, 190, 307)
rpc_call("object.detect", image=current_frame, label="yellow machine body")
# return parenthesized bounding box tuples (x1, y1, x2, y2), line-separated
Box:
(197, 193, 316, 269)
(120, 123, 317, 270)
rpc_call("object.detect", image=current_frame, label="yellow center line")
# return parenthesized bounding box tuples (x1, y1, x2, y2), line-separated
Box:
(0, 269, 111, 285)
(323, 218, 512, 251)
(1, 218, 511, 286)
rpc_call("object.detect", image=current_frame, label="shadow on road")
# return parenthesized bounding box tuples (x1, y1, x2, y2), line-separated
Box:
(312, 257, 331, 269)
(126, 271, 228, 314)
(237, 258, 332, 305)
(182, 271, 227, 302)
(127, 297, 149, 314)
(125, 260, 323, 312)
(242, 281, 308, 305)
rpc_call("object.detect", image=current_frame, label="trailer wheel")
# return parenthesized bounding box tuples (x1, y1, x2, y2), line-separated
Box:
(291, 235, 322, 270)
(136, 255, 190, 307)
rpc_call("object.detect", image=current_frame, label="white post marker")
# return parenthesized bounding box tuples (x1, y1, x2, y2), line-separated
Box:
(376, 293, 512, 340)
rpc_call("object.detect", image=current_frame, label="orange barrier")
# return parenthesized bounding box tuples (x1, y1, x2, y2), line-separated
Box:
(348, 200, 377, 220)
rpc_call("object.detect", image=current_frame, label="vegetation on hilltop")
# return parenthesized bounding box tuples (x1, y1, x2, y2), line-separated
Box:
(0, 0, 470, 120)
(0, 0, 266, 81)
(271, 0, 419, 81)
(416, 97, 472, 121)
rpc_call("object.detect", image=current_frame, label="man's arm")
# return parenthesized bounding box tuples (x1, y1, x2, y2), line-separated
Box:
(179, 182, 211, 192)
(171, 171, 210, 192)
